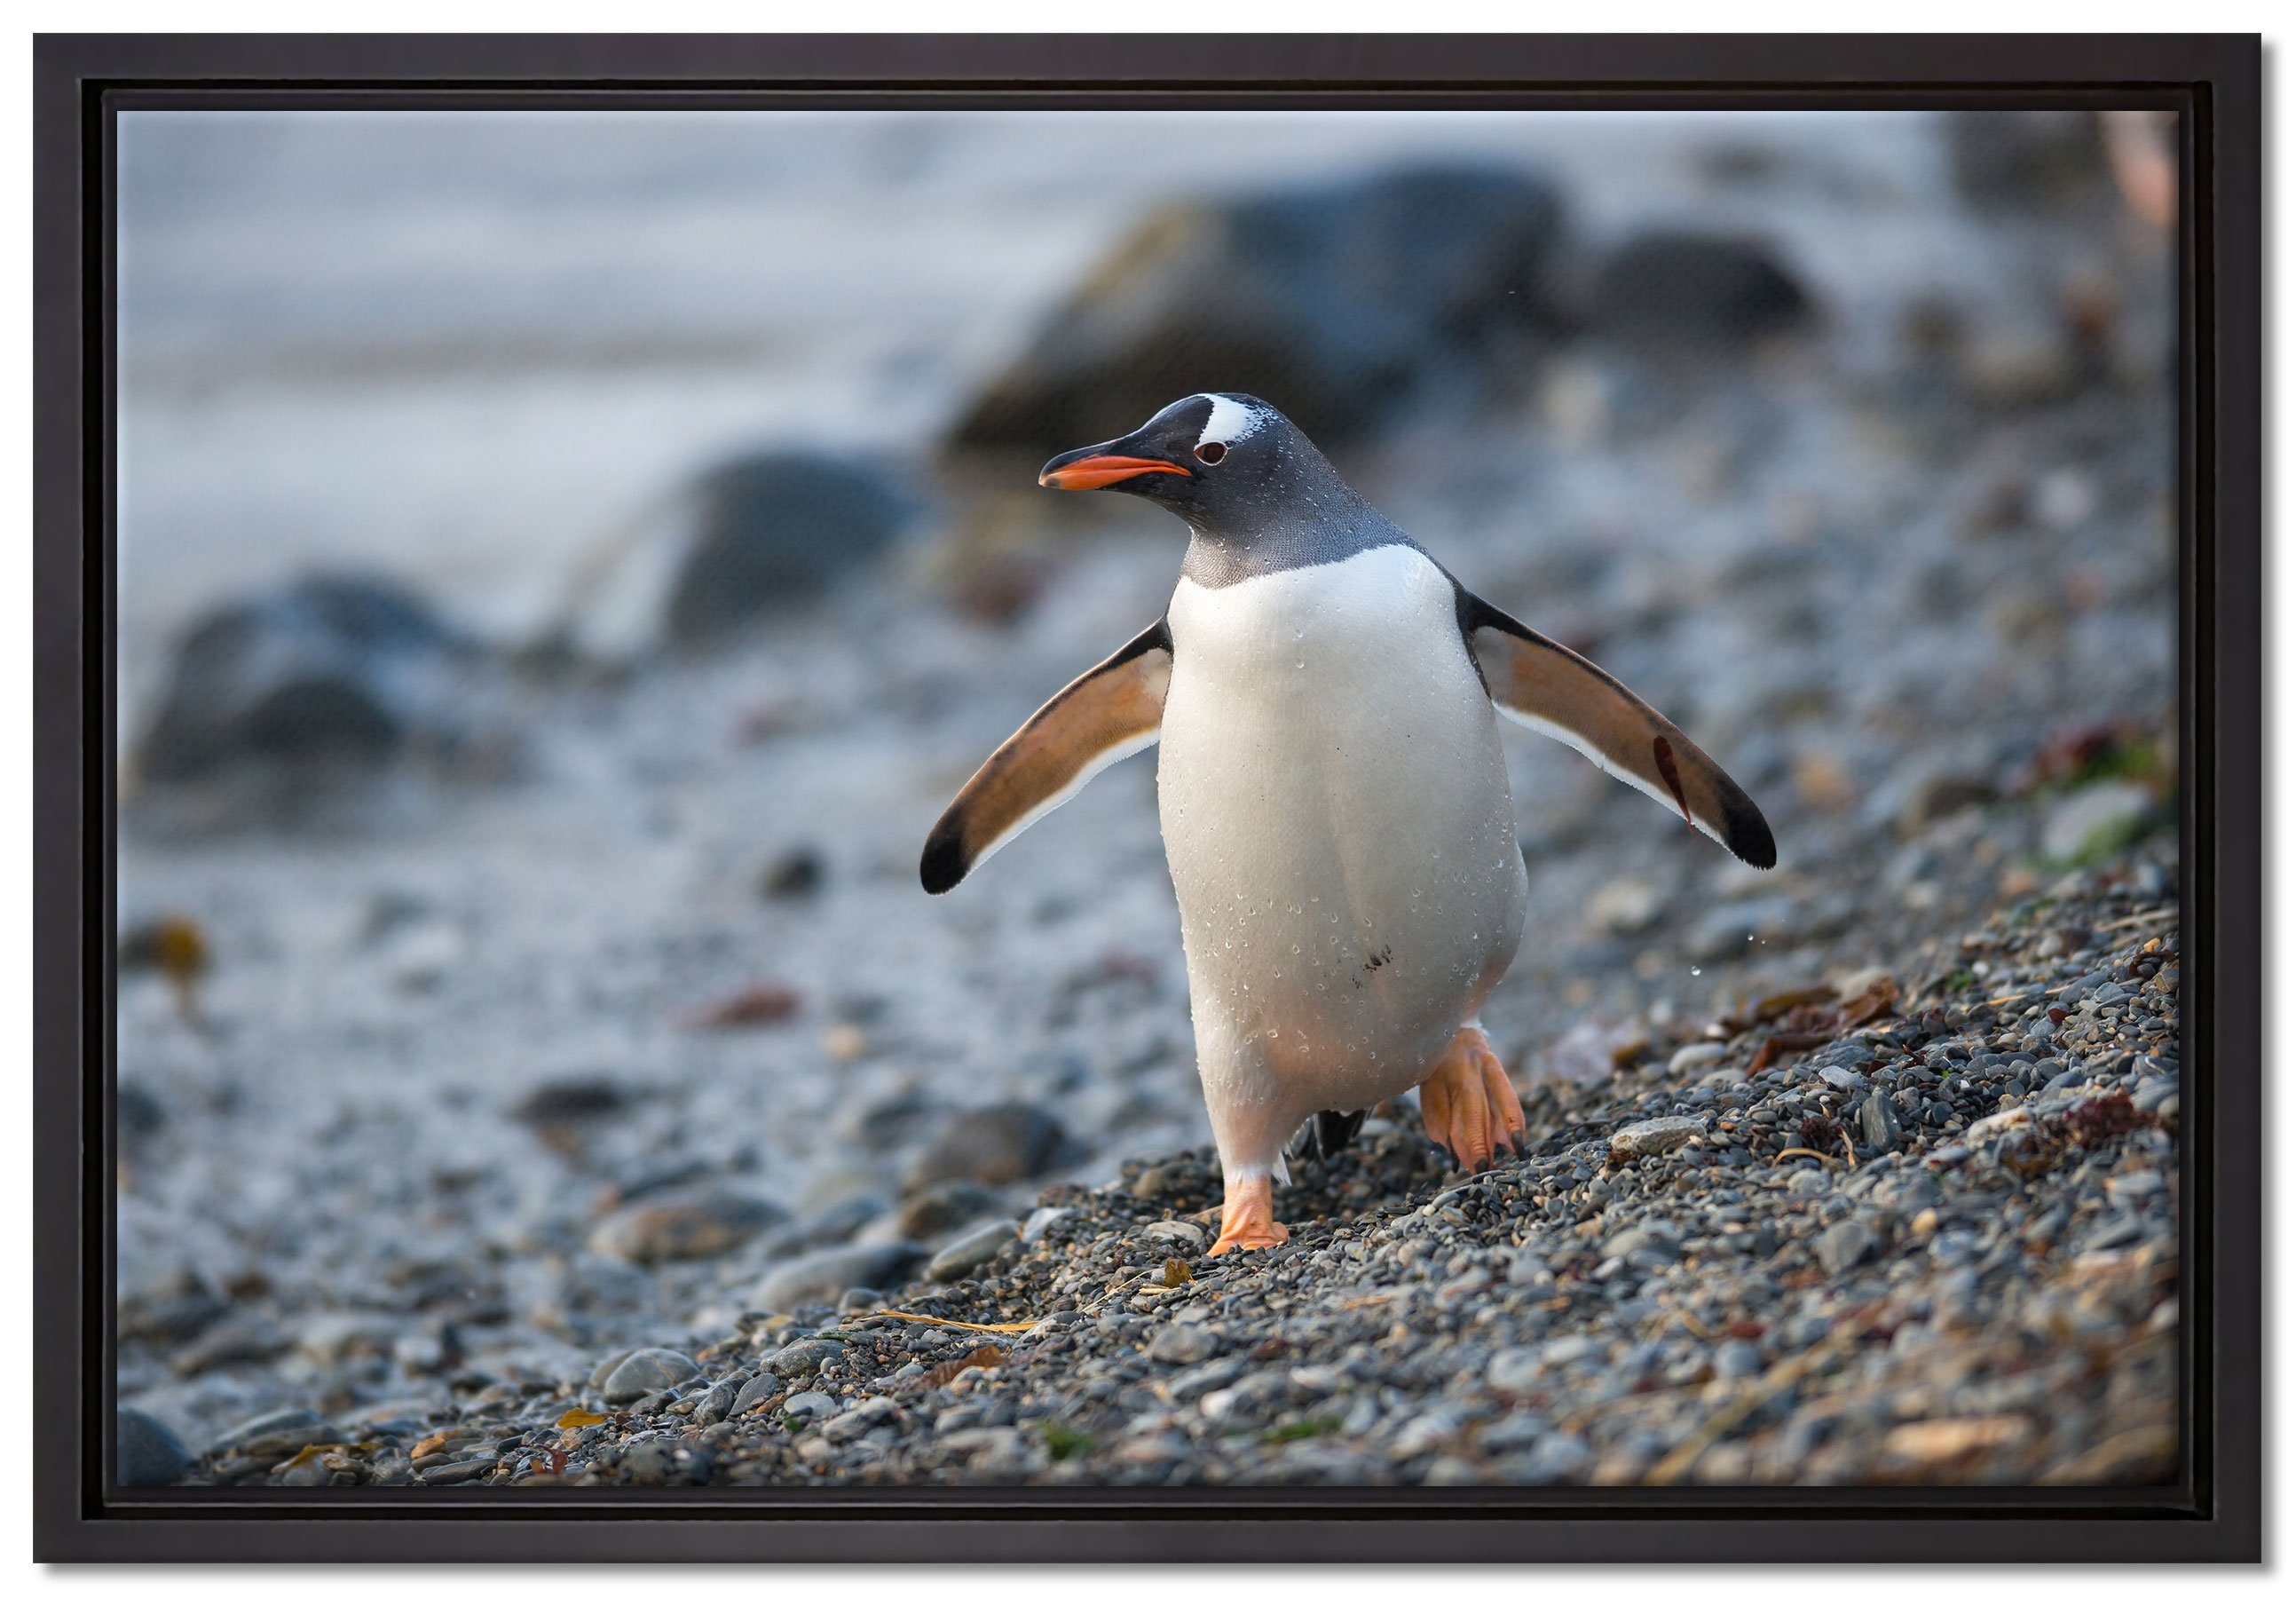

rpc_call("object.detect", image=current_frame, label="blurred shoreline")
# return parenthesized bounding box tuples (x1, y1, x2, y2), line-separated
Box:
(120, 109, 1968, 660)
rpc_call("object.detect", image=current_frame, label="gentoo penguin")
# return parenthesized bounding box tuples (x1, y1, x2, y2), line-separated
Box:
(922, 394, 1774, 1254)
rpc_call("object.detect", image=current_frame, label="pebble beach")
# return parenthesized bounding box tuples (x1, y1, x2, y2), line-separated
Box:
(142, 855, 2181, 1492)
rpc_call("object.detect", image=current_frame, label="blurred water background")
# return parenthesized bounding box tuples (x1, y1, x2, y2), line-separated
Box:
(120, 107, 2034, 678)
(113, 108, 2179, 1450)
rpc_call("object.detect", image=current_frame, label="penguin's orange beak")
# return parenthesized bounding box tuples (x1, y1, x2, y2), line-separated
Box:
(1037, 452, 1192, 491)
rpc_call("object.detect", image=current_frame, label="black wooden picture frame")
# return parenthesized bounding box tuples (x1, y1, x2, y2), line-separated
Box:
(32, 32, 2262, 1563)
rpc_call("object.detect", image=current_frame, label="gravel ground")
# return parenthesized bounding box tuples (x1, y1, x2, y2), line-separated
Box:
(141, 847, 2180, 1491)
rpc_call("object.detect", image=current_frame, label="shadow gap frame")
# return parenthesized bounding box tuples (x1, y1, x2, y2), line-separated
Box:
(33, 31, 2262, 1564)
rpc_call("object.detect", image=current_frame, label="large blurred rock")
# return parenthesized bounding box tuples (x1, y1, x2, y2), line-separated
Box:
(588, 1187, 785, 1265)
(115, 1407, 195, 1488)
(947, 164, 1569, 458)
(893, 1179, 1001, 1241)
(667, 454, 913, 645)
(1588, 230, 1812, 350)
(905, 1102, 1069, 1192)
(2041, 781, 2156, 866)
(1945, 111, 2111, 211)
(754, 1240, 926, 1314)
(540, 449, 913, 661)
(133, 574, 479, 785)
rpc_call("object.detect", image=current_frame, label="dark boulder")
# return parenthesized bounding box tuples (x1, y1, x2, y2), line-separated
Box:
(947, 163, 1569, 458)
(1587, 230, 1813, 350)
(905, 1102, 1069, 1192)
(118, 1270, 229, 1348)
(132, 573, 480, 786)
(753, 1240, 927, 1314)
(511, 1077, 632, 1128)
(781, 1191, 890, 1253)
(757, 845, 825, 900)
(667, 453, 912, 646)
(894, 1179, 1002, 1241)
(115, 1406, 195, 1488)
(846, 1082, 933, 1155)
(542, 450, 913, 661)
(926, 1217, 1017, 1283)
(116, 1080, 168, 1143)
(587, 1187, 785, 1265)
(1945, 110, 2111, 211)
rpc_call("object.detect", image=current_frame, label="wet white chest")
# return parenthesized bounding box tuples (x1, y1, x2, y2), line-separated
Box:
(1157, 542, 1529, 1111)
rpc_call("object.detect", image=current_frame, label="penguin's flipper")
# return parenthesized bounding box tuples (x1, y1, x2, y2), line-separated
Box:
(920, 619, 1173, 893)
(1456, 586, 1777, 868)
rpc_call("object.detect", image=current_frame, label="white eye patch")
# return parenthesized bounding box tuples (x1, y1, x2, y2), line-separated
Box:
(1195, 393, 1266, 448)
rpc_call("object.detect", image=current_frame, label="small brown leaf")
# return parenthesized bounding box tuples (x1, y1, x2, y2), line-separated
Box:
(1886, 1415, 2032, 1463)
(1748, 1031, 1836, 1076)
(1160, 1258, 1194, 1288)
(1799, 1113, 1847, 1151)
(919, 1345, 1006, 1388)
(1751, 985, 1839, 1023)
(410, 1432, 455, 1460)
(684, 983, 801, 1030)
(1998, 1131, 2060, 1177)
(2059, 1089, 2159, 1149)
(1839, 977, 1899, 1027)
(556, 1406, 609, 1431)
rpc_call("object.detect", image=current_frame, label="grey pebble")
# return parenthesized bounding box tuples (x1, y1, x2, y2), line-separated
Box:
(1498, 1429, 1593, 1483)
(768, 1338, 844, 1378)
(732, 1372, 785, 1414)
(207, 1408, 330, 1458)
(1147, 1324, 1220, 1365)
(1816, 1220, 1879, 1275)
(1856, 1090, 1904, 1151)
(599, 1348, 701, 1405)
(116, 1406, 195, 1487)
(1487, 1348, 1543, 1397)
(2133, 1076, 2179, 1114)
(927, 1217, 1017, 1282)
(419, 1459, 494, 1486)
(271, 1452, 336, 1488)
(622, 1441, 678, 1485)
(1140, 1219, 1208, 1249)
(1021, 1206, 1073, 1245)
(690, 1377, 741, 1428)
(1608, 1116, 1703, 1162)
(1669, 1042, 1728, 1074)
(755, 1240, 927, 1313)
(784, 1390, 839, 1421)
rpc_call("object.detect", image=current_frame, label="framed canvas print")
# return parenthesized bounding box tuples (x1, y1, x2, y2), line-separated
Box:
(32, 32, 2261, 1563)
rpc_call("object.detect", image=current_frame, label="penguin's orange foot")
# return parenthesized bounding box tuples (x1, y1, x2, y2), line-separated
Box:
(1208, 1173, 1290, 1255)
(1420, 1026, 1527, 1172)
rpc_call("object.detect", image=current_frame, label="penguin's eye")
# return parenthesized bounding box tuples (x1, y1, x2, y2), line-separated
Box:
(1194, 441, 1227, 466)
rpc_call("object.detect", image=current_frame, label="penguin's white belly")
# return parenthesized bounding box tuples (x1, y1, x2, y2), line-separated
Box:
(1158, 544, 1529, 1144)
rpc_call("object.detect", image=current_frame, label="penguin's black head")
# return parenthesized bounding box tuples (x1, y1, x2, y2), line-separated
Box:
(1038, 393, 1315, 525)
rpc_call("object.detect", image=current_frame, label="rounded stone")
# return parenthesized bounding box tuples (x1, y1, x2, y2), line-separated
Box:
(599, 1348, 701, 1406)
(116, 1406, 195, 1488)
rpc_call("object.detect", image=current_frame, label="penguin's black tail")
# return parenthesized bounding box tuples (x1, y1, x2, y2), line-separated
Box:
(1283, 1109, 1368, 1167)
